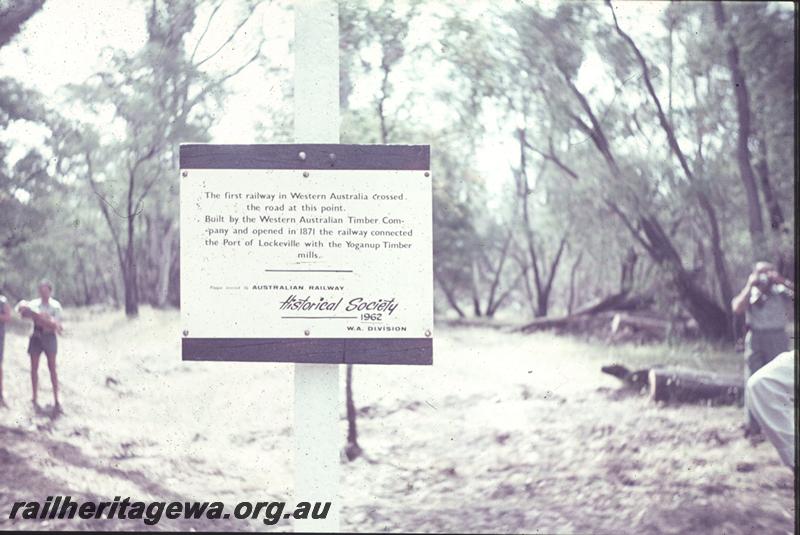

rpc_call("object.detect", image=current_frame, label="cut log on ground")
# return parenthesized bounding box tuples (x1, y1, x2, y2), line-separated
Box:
(602, 363, 744, 405)
(648, 367, 743, 405)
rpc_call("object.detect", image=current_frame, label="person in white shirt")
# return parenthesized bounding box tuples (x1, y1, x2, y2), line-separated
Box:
(745, 350, 795, 470)
(0, 295, 11, 407)
(17, 280, 63, 414)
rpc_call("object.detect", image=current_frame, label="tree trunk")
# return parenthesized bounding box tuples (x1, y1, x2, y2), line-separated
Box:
(484, 229, 513, 317)
(470, 258, 482, 317)
(535, 236, 567, 318)
(108, 270, 120, 307)
(0, 0, 45, 48)
(95, 263, 113, 306)
(435, 272, 466, 318)
(517, 127, 566, 318)
(519, 257, 538, 318)
(123, 267, 139, 316)
(124, 166, 139, 317)
(124, 238, 139, 316)
(606, 5, 734, 340)
(620, 248, 637, 293)
(155, 223, 175, 308)
(752, 134, 783, 232)
(536, 293, 548, 318)
(567, 252, 582, 315)
(638, 215, 730, 340)
(343, 363, 362, 461)
(77, 254, 93, 306)
(712, 2, 766, 258)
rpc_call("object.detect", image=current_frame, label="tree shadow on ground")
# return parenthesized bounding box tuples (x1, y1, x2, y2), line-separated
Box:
(0, 425, 274, 531)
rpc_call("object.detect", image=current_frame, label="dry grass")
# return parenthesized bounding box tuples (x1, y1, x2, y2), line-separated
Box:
(0, 309, 794, 533)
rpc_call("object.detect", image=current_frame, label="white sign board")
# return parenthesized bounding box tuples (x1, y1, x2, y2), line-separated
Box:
(180, 168, 433, 341)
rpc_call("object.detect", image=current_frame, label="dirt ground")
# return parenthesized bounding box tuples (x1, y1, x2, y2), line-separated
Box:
(0, 307, 795, 533)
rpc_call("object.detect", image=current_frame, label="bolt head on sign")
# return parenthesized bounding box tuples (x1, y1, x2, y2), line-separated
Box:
(178, 143, 433, 365)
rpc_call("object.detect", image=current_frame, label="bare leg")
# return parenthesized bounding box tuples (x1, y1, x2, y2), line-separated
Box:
(30, 351, 41, 408)
(0, 335, 4, 405)
(45, 352, 59, 411)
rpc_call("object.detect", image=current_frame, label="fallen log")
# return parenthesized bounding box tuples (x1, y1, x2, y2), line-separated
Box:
(601, 363, 744, 405)
(517, 314, 573, 332)
(610, 313, 670, 337)
(572, 291, 632, 316)
(517, 291, 650, 333)
(648, 367, 743, 405)
(601, 363, 651, 391)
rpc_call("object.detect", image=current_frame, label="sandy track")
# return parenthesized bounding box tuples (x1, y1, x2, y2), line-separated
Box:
(0, 308, 794, 533)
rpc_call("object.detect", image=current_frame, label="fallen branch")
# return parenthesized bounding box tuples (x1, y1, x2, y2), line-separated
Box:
(517, 291, 651, 333)
(611, 313, 670, 336)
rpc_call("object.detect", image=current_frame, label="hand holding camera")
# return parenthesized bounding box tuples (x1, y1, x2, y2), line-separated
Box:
(749, 269, 791, 305)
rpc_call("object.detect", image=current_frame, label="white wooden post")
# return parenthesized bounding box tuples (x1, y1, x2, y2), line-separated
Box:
(293, 0, 341, 532)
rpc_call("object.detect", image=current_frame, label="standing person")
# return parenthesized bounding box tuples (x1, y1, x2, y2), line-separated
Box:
(17, 280, 63, 414)
(0, 294, 11, 407)
(745, 350, 795, 471)
(731, 261, 794, 436)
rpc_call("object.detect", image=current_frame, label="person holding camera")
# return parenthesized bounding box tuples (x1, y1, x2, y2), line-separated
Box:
(731, 261, 794, 436)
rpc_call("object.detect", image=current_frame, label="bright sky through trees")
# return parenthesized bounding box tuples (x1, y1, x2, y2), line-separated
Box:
(0, 0, 674, 193)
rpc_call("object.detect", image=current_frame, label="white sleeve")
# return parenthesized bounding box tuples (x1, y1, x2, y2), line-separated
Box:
(745, 351, 796, 468)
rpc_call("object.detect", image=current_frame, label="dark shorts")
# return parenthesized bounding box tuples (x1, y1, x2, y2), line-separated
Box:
(28, 332, 57, 356)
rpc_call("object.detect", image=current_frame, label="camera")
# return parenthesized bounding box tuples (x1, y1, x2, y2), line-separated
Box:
(750, 273, 788, 305)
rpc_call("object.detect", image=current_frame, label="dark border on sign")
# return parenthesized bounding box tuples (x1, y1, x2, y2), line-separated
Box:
(182, 338, 433, 365)
(180, 144, 430, 170)
(179, 143, 432, 365)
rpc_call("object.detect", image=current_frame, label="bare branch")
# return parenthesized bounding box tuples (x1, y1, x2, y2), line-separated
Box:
(606, 0, 694, 183)
(195, 1, 260, 68)
(190, 0, 224, 62)
(605, 199, 653, 256)
(523, 137, 580, 180)
(187, 38, 264, 110)
(85, 151, 126, 270)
